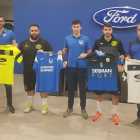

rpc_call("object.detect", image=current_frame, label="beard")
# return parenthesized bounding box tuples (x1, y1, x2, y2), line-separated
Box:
(30, 34, 39, 40)
(105, 34, 111, 38)
(0, 24, 4, 29)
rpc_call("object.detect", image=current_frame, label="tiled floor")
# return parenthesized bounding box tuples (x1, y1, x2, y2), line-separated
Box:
(0, 75, 140, 140)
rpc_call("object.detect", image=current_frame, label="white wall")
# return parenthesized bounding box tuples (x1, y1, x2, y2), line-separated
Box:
(0, 6, 13, 20)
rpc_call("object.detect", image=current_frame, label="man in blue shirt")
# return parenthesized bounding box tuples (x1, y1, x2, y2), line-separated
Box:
(58, 20, 91, 119)
(126, 23, 140, 127)
(0, 15, 18, 113)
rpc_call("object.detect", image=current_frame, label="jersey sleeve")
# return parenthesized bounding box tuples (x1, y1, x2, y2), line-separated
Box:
(127, 43, 132, 57)
(57, 55, 62, 61)
(117, 58, 125, 66)
(76, 58, 88, 68)
(13, 47, 23, 63)
(122, 60, 128, 81)
(18, 41, 24, 53)
(85, 37, 91, 50)
(33, 55, 38, 73)
(10, 31, 16, 42)
(118, 40, 126, 56)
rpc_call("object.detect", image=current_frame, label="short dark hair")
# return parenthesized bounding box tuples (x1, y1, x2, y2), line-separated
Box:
(0, 15, 5, 21)
(30, 24, 39, 29)
(72, 20, 81, 26)
(103, 22, 112, 29)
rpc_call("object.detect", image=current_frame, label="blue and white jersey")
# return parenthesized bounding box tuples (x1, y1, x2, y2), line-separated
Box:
(77, 51, 118, 91)
(33, 52, 63, 93)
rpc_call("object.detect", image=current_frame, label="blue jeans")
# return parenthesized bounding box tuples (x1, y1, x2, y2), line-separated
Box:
(137, 104, 140, 119)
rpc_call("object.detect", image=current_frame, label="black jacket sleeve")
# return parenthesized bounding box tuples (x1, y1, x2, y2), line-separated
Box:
(118, 40, 126, 57)
(18, 41, 24, 54)
(92, 40, 98, 52)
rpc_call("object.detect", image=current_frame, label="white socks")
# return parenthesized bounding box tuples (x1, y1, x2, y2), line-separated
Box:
(97, 101, 102, 113)
(28, 96, 34, 105)
(113, 105, 118, 115)
(42, 98, 47, 105)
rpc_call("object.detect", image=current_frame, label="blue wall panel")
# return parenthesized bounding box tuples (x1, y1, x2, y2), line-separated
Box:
(14, 0, 140, 74)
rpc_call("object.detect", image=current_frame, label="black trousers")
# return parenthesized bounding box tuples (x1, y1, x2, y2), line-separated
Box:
(66, 67, 86, 109)
(5, 84, 12, 106)
(137, 104, 140, 119)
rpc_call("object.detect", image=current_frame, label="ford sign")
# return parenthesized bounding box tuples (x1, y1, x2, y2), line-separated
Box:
(93, 6, 140, 28)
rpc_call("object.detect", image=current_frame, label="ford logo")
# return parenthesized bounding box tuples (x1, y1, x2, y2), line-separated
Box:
(134, 74, 140, 79)
(0, 58, 7, 62)
(93, 6, 140, 28)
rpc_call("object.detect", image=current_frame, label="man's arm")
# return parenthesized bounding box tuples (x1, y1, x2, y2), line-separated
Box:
(125, 55, 131, 61)
(11, 40, 18, 47)
(118, 41, 126, 60)
(57, 48, 68, 55)
(78, 49, 92, 58)
(92, 40, 98, 52)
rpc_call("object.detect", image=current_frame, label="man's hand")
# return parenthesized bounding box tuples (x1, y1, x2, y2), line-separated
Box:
(63, 61, 67, 68)
(125, 56, 130, 61)
(119, 55, 125, 60)
(57, 50, 63, 55)
(12, 42, 18, 47)
(78, 53, 87, 59)
(37, 49, 43, 52)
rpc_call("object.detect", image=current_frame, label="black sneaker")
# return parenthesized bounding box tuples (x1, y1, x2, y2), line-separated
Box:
(8, 105, 15, 113)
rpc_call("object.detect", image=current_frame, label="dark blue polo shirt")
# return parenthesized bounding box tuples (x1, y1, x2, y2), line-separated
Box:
(128, 38, 140, 60)
(64, 34, 91, 68)
(0, 28, 15, 45)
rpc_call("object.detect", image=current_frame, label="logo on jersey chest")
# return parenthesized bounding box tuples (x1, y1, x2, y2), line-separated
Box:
(0, 58, 7, 62)
(4, 50, 10, 55)
(79, 40, 84, 45)
(49, 58, 53, 64)
(24, 44, 29, 47)
(36, 44, 42, 49)
(106, 58, 110, 62)
(100, 62, 103, 67)
(111, 41, 117, 46)
(3, 33, 6, 37)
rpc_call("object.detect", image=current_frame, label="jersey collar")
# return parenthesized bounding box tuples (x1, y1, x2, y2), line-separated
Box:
(72, 34, 82, 38)
(101, 35, 114, 42)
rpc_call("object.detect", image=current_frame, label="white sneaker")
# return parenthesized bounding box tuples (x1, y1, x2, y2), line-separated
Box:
(24, 103, 34, 113)
(42, 104, 48, 115)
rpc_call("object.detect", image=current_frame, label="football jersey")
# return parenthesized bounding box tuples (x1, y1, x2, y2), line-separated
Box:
(77, 51, 118, 91)
(123, 59, 140, 103)
(0, 45, 22, 85)
(33, 52, 63, 93)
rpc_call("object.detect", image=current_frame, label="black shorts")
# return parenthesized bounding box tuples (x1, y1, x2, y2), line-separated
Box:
(94, 73, 121, 96)
(23, 72, 36, 91)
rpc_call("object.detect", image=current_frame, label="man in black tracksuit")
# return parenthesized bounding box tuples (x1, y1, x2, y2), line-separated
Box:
(92, 22, 126, 125)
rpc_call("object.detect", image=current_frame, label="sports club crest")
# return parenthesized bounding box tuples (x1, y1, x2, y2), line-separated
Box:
(79, 40, 83, 45)
(111, 41, 117, 46)
(106, 58, 110, 62)
(36, 44, 42, 49)
(3, 33, 6, 37)
(49, 58, 53, 64)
